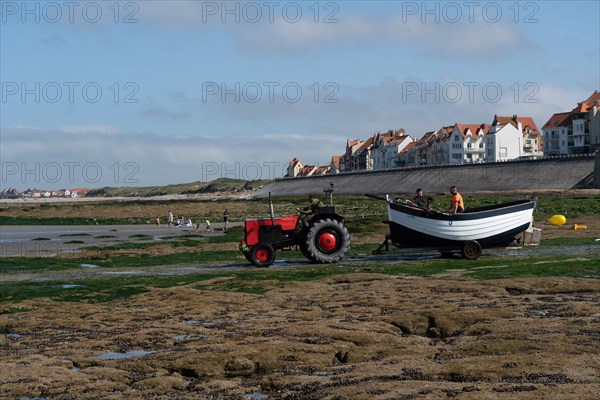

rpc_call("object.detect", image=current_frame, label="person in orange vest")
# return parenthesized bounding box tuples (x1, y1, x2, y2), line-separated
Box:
(448, 185, 464, 214)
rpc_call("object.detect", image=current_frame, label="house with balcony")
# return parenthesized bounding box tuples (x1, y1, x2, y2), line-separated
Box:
(518, 117, 543, 158)
(542, 112, 571, 155)
(343, 139, 364, 172)
(353, 136, 376, 171)
(371, 129, 414, 170)
(413, 131, 436, 166)
(450, 123, 490, 164)
(430, 127, 452, 165)
(572, 108, 589, 153)
(397, 141, 417, 166)
(286, 158, 304, 177)
(485, 115, 541, 161)
(328, 155, 342, 174)
(542, 91, 600, 154)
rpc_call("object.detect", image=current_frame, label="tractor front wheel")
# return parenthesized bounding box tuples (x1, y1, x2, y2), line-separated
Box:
(305, 219, 350, 263)
(248, 243, 276, 267)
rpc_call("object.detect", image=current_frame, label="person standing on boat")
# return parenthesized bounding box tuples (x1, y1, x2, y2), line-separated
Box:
(448, 186, 464, 214)
(412, 188, 433, 209)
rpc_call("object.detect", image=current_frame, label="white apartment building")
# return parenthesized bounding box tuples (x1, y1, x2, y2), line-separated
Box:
(543, 91, 600, 154)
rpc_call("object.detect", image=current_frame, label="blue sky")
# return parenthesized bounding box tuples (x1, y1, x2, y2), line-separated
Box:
(1, 0, 599, 188)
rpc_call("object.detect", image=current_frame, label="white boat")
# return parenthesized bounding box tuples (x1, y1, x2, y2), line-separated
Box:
(386, 196, 536, 259)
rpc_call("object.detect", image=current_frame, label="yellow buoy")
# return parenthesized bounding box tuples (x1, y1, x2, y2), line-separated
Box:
(548, 215, 566, 226)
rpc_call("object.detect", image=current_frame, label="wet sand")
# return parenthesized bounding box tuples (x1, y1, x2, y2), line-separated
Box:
(0, 223, 241, 257)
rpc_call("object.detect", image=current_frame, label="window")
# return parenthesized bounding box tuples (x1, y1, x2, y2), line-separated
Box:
(499, 147, 507, 157)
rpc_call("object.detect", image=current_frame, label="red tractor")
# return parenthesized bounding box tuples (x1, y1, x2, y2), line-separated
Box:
(240, 196, 350, 268)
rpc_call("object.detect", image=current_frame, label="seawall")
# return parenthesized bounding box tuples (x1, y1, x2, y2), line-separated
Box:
(255, 155, 597, 198)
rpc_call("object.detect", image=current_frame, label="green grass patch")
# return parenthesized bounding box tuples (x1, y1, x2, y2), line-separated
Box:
(0, 216, 147, 225)
(0, 324, 14, 334)
(1, 252, 598, 305)
(539, 237, 599, 247)
(345, 215, 388, 235)
(128, 234, 153, 239)
(196, 281, 267, 295)
(2, 193, 598, 226)
(64, 240, 85, 244)
(31, 237, 51, 241)
(171, 239, 204, 248)
(205, 226, 244, 244)
(0, 250, 246, 274)
(0, 306, 33, 314)
(0, 280, 149, 303)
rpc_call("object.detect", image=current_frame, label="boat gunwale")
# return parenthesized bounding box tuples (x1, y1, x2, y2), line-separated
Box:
(388, 198, 536, 222)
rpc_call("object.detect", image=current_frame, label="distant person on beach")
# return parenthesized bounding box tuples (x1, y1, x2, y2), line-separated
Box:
(448, 186, 464, 214)
(223, 208, 230, 231)
(156, 216, 161, 227)
(205, 217, 212, 232)
(168, 210, 173, 227)
(186, 218, 193, 227)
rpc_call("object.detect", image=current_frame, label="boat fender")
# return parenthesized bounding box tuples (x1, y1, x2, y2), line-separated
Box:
(548, 215, 566, 226)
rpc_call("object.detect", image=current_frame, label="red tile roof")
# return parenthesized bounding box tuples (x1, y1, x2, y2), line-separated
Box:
(400, 141, 416, 153)
(454, 123, 484, 139)
(356, 137, 374, 152)
(542, 112, 572, 129)
(517, 117, 540, 135)
(571, 102, 590, 113)
(331, 155, 342, 169)
(585, 91, 600, 103)
(315, 165, 329, 175)
(416, 131, 436, 146)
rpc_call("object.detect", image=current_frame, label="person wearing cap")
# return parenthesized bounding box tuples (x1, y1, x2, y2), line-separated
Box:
(296, 194, 324, 227)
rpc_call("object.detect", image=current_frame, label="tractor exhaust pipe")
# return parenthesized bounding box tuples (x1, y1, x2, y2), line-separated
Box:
(269, 192, 275, 224)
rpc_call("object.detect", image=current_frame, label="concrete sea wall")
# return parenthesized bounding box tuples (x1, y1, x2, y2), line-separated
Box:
(255, 155, 597, 198)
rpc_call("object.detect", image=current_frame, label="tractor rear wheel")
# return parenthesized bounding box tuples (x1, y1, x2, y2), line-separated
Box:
(305, 218, 350, 263)
(299, 241, 317, 262)
(248, 243, 276, 267)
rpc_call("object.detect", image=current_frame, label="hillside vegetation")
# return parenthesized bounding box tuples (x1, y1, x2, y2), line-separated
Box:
(87, 178, 271, 197)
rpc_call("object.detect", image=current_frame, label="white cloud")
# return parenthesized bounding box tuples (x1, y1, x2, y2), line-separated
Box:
(0, 126, 338, 188)
(2, 84, 593, 189)
(57, 125, 121, 135)
(139, 2, 526, 57)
